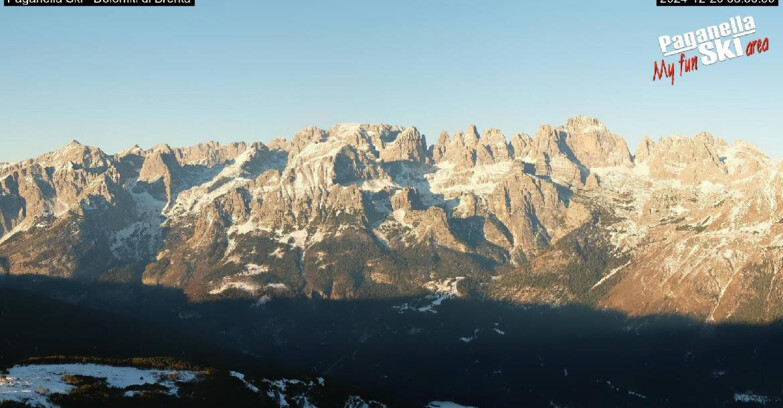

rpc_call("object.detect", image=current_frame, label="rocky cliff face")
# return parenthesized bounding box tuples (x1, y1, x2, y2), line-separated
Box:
(1, 116, 780, 323)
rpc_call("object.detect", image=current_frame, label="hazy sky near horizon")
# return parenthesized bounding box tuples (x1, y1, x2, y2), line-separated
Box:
(0, 1, 781, 162)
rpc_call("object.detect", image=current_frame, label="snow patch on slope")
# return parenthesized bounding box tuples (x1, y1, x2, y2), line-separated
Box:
(394, 277, 465, 314)
(0, 364, 198, 408)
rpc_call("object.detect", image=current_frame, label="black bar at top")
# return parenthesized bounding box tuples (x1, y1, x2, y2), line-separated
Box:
(657, 0, 777, 5)
(5, 0, 194, 6)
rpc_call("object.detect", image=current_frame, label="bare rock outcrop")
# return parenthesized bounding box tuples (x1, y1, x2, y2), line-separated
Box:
(3, 117, 782, 323)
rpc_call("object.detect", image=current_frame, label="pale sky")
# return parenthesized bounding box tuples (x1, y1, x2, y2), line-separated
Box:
(0, 1, 780, 162)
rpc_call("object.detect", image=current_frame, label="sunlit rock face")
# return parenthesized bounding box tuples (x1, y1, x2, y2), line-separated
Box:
(1, 116, 781, 323)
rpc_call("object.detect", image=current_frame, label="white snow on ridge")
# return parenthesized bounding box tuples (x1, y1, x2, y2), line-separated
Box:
(699, 181, 725, 195)
(393, 277, 465, 314)
(734, 392, 770, 404)
(670, 204, 687, 215)
(426, 160, 512, 197)
(166, 148, 258, 217)
(459, 329, 479, 343)
(229, 371, 260, 393)
(419, 277, 464, 313)
(110, 178, 166, 260)
(252, 295, 272, 307)
(279, 229, 309, 249)
(591, 261, 631, 290)
(423, 277, 464, 297)
(360, 178, 396, 192)
(209, 281, 262, 295)
(0, 222, 31, 246)
(270, 247, 287, 258)
(0, 364, 198, 408)
(242, 263, 269, 276)
(227, 219, 269, 236)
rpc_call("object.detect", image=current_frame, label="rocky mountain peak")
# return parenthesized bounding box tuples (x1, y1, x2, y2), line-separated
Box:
(288, 126, 328, 161)
(638, 133, 727, 183)
(560, 116, 632, 168)
(634, 136, 655, 163)
(718, 139, 771, 178)
(432, 131, 451, 162)
(564, 115, 607, 133)
(434, 124, 498, 167)
(379, 126, 428, 164)
(266, 138, 289, 151)
(150, 143, 174, 155)
(2, 117, 781, 323)
(115, 144, 144, 158)
(464, 124, 481, 146)
(477, 128, 511, 164)
(532, 124, 561, 154)
(42, 140, 110, 172)
(509, 133, 533, 159)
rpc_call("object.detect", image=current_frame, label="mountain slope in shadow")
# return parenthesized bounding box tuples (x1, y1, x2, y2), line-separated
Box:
(2, 274, 783, 407)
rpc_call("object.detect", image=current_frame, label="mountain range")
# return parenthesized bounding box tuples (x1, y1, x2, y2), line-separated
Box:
(1, 115, 781, 323)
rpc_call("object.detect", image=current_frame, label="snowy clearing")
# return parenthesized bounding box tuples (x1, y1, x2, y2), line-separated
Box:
(734, 392, 770, 404)
(0, 364, 199, 408)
